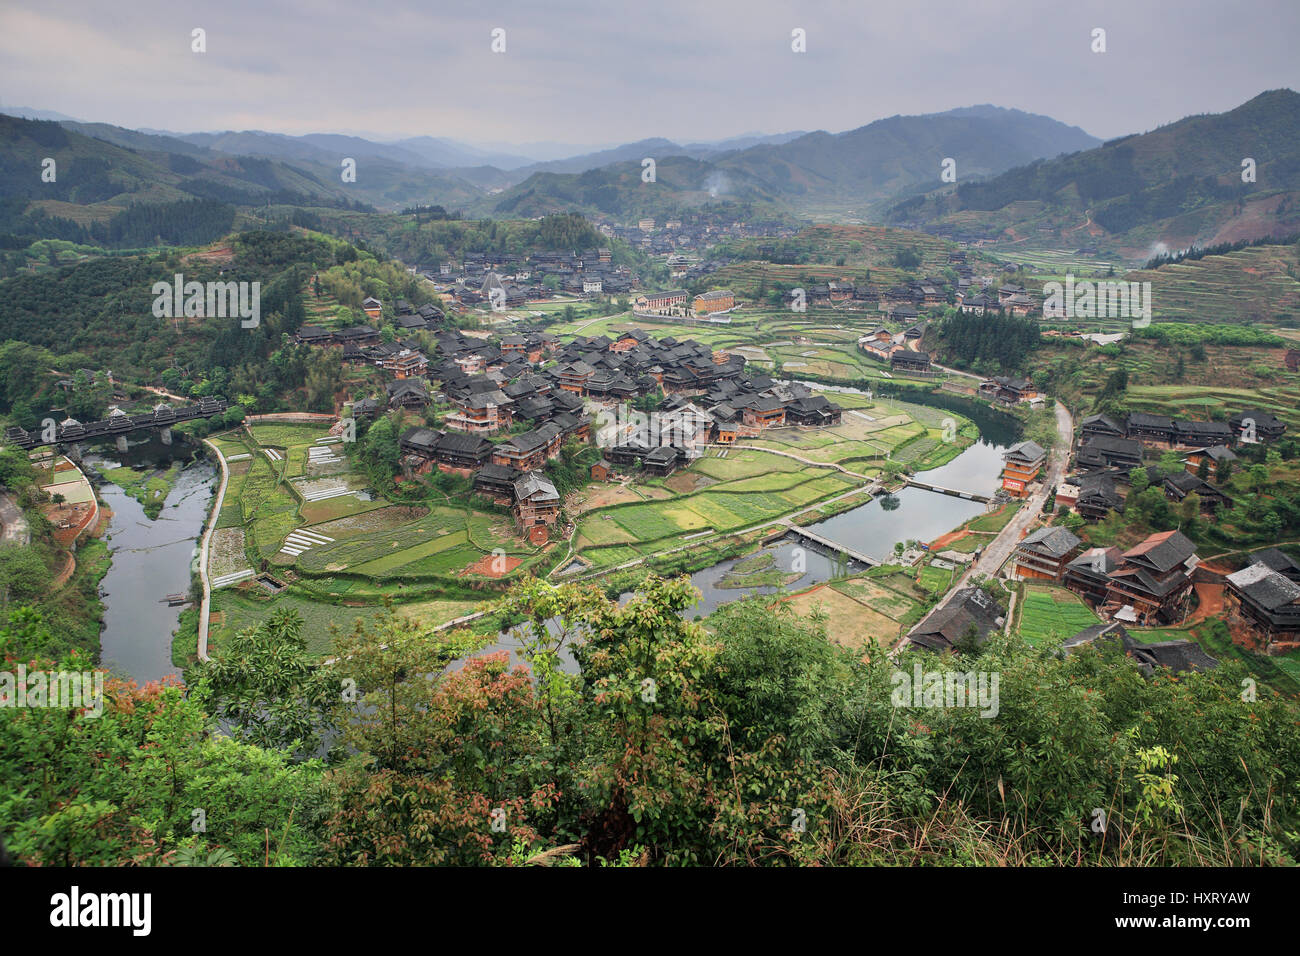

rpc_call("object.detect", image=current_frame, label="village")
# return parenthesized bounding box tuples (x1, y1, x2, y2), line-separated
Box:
(293, 293, 841, 546)
(197, 250, 1300, 677)
(900, 393, 1298, 671)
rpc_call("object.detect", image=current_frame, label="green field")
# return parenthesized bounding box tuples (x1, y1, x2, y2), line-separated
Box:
(202, 422, 543, 654)
(1015, 585, 1102, 645)
(1124, 244, 1300, 326)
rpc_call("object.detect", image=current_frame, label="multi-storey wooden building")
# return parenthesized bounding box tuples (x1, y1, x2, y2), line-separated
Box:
(1000, 440, 1046, 497)
(1226, 560, 1300, 646)
(491, 422, 564, 471)
(556, 361, 594, 394)
(1014, 527, 1082, 582)
(512, 472, 561, 545)
(1063, 547, 1123, 605)
(432, 432, 493, 476)
(1102, 530, 1198, 625)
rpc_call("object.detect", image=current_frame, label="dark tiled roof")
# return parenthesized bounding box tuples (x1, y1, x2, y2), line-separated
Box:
(909, 588, 1004, 651)
(1018, 526, 1081, 558)
(1254, 547, 1300, 578)
(1227, 562, 1300, 611)
(1123, 636, 1218, 673)
(1004, 440, 1046, 463)
(513, 471, 559, 501)
(1122, 530, 1196, 574)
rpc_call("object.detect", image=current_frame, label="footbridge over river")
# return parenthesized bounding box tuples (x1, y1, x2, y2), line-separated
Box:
(777, 518, 879, 567)
(902, 476, 993, 504)
(3, 397, 229, 454)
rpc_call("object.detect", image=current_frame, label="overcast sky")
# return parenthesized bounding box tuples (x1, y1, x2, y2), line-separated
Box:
(2, 0, 1297, 150)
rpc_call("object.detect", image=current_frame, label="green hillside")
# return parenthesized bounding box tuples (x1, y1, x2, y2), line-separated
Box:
(887, 89, 1300, 258)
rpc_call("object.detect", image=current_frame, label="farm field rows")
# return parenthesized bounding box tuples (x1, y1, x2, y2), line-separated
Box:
(1123, 244, 1300, 325)
(1015, 585, 1102, 645)
(778, 565, 937, 648)
(203, 421, 543, 656)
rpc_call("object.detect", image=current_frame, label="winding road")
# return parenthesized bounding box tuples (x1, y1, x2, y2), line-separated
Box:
(957, 399, 1073, 585)
(196, 439, 231, 662)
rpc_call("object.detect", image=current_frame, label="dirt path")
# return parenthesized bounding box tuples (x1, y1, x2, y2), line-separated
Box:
(49, 550, 76, 590)
(197, 439, 232, 662)
(1187, 579, 1226, 626)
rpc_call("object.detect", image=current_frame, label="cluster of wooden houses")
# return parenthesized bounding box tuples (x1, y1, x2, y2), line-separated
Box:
(856, 325, 932, 375)
(344, 317, 845, 542)
(1013, 488, 1300, 650)
(593, 381, 843, 481)
(907, 551, 1219, 673)
(979, 376, 1042, 407)
(1014, 527, 1203, 627)
(393, 424, 567, 543)
(424, 248, 636, 303)
(956, 282, 1036, 317)
(296, 299, 449, 377)
(1055, 410, 1288, 520)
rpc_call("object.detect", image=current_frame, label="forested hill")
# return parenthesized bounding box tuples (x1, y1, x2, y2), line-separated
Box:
(886, 89, 1300, 255)
(0, 229, 431, 425)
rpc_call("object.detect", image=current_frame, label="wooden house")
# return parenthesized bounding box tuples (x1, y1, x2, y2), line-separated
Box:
(513, 472, 561, 544)
(1000, 440, 1046, 497)
(1014, 527, 1081, 582)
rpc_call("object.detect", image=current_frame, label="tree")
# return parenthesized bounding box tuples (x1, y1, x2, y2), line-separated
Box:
(954, 622, 983, 656)
(1249, 464, 1270, 494)
(0, 621, 322, 866)
(1157, 450, 1184, 477)
(191, 609, 339, 756)
(0, 544, 50, 608)
(357, 414, 401, 482)
(321, 609, 541, 866)
(303, 347, 341, 413)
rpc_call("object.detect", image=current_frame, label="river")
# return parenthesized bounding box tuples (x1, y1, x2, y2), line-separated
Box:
(84, 437, 215, 684)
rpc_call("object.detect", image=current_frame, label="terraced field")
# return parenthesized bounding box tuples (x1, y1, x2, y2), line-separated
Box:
(1126, 383, 1300, 430)
(712, 224, 986, 298)
(1123, 244, 1300, 325)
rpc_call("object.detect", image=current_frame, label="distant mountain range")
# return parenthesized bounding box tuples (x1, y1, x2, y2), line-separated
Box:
(3, 93, 1297, 258)
(885, 89, 1300, 256)
(466, 106, 1099, 219)
(0, 103, 1095, 215)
